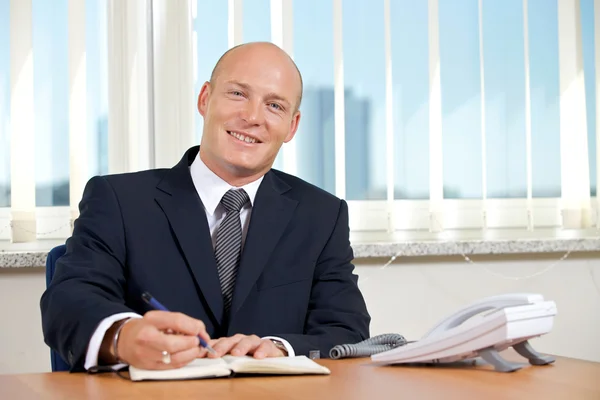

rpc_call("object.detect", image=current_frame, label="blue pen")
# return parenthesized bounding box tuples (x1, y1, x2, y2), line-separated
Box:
(142, 291, 216, 355)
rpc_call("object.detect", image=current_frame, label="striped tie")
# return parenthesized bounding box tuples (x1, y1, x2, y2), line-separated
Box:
(215, 189, 250, 313)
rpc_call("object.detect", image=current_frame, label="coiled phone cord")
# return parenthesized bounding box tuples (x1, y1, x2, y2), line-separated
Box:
(329, 333, 407, 359)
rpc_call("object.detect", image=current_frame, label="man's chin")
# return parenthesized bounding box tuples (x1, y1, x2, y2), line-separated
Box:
(226, 161, 263, 177)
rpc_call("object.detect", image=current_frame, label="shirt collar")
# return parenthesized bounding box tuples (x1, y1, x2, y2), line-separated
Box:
(190, 153, 264, 216)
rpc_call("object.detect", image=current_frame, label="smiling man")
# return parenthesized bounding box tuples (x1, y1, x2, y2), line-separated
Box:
(41, 42, 371, 372)
(199, 43, 303, 187)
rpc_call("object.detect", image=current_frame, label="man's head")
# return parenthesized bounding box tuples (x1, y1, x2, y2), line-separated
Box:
(197, 42, 303, 186)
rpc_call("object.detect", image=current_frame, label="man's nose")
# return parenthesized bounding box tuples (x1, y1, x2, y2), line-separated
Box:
(240, 99, 265, 125)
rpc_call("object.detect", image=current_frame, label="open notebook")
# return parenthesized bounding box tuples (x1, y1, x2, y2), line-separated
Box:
(129, 355, 331, 381)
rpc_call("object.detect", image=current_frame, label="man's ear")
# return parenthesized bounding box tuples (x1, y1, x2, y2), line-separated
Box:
(284, 111, 301, 143)
(198, 82, 211, 117)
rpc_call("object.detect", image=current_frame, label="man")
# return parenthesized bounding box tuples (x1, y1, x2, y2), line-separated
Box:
(41, 42, 370, 372)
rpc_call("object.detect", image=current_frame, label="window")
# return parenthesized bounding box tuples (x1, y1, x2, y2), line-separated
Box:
(30, 0, 108, 207)
(2, 0, 597, 244)
(243, 0, 271, 43)
(33, 0, 70, 206)
(1, 0, 109, 241)
(86, 0, 109, 178)
(391, 0, 429, 200)
(481, 0, 527, 199)
(528, 0, 561, 198)
(293, 0, 336, 195)
(343, 0, 387, 201)
(439, 0, 483, 199)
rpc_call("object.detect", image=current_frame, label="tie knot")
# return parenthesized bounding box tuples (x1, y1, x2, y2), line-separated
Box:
(221, 189, 249, 212)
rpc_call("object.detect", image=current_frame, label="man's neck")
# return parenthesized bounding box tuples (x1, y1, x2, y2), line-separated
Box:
(199, 149, 266, 188)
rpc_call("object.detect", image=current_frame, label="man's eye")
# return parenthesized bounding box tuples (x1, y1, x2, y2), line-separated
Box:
(269, 103, 282, 110)
(232, 91, 243, 96)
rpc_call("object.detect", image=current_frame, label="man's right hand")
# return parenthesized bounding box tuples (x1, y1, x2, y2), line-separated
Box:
(102, 311, 210, 370)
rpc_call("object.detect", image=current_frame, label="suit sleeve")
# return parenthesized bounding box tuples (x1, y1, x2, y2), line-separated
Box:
(40, 176, 134, 371)
(275, 199, 371, 357)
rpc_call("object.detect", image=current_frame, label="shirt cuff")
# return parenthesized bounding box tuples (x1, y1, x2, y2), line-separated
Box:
(84, 312, 142, 370)
(262, 336, 295, 357)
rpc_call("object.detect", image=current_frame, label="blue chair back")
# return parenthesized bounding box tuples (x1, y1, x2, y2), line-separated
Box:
(45, 244, 71, 372)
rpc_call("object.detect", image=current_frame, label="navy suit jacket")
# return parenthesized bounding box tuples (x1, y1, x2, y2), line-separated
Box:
(40, 146, 371, 371)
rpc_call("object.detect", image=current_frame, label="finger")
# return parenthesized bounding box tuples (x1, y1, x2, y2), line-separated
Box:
(252, 340, 280, 359)
(230, 336, 262, 357)
(128, 347, 175, 371)
(198, 338, 220, 358)
(144, 311, 209, 340)
(210, 335, 245, 358)
(167, 346, 203, 369)
(132, 323, 191, 351)
(131, 344, 203, 371)
(146, 330, 200, 355)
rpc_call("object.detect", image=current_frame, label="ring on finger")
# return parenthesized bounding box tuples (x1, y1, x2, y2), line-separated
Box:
(161, 350, 171, 365)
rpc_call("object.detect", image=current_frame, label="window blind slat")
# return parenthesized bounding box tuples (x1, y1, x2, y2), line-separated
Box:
(68, 0, 87, 225)
(333, 0, 346, 199)
(558, 0, 591, 228)
(271, 0, 297, 176)
(523, 0, 534, 230)
(152, 0, 195, 168)
(229, 0, 243, 48)
(595, 0, 600, 228)
(384, 0, 395, 233)
(428, 0, 443, 232)
(478, 0, 488, 228)
(107, 0, 152, 174)
(10, 0, 36, 243)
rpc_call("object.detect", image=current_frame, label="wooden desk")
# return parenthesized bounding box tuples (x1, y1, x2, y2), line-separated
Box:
(2, 356, 599, 400)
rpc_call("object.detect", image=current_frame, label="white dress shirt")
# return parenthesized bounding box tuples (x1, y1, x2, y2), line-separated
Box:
(84, 154, 294, 370)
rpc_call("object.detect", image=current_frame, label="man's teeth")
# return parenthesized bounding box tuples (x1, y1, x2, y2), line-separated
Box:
(228, 131, 257, 143)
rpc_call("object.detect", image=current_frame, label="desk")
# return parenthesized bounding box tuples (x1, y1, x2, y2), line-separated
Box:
(1, 356, 599, 400)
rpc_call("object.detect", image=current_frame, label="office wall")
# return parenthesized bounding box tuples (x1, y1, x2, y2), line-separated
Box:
(0, 253, 598, 374)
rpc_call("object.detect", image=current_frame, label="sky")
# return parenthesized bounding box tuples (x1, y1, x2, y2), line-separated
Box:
(0, 0, 597, 206)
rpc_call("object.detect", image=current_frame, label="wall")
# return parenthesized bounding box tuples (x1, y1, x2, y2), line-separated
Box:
(0, 267, 48, 374)
(0, 252, 599, 374)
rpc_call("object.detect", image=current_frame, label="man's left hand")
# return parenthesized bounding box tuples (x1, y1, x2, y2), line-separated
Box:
(200, 334, 286, 359)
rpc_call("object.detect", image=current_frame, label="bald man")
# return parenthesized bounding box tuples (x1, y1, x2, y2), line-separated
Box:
(41, 42, 371, 372)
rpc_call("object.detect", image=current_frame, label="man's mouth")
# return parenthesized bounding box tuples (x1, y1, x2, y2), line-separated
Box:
(227, 131, 260, 144)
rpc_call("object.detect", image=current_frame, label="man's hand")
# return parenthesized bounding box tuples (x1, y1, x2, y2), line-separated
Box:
(102, 311, 211, 370)
(200, 334, 286, 359)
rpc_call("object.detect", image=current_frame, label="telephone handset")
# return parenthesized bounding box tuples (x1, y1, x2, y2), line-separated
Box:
(331, 293, 557, 372)
(423, 293, 545, 339)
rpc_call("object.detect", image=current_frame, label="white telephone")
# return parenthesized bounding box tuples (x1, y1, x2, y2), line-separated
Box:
(370, 293, 557, 372)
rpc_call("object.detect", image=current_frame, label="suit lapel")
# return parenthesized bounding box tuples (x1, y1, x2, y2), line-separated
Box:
(154, 147, 224, 325)
(230, 171, 298, 318)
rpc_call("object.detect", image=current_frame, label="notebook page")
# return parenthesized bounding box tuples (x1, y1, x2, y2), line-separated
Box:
(223, 355, 331, 375)
(129, 357, 231, 381)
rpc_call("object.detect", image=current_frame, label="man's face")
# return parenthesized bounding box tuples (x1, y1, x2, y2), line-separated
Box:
(197, 44, 301, 179)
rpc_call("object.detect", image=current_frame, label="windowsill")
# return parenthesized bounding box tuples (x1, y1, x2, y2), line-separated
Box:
(1, 228, 600, 268)
(349, 228, 600, 258)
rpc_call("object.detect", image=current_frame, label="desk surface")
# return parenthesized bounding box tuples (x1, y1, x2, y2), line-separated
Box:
(2, 356, 599, 400)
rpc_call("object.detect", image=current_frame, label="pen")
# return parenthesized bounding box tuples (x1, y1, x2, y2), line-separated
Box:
(141, 291, 217, 355)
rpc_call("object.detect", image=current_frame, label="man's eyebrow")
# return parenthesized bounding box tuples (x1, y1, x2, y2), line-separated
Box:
(225, 80, 251, 91)
(264, 92, 291, 107)
(225, 80, 292, 107)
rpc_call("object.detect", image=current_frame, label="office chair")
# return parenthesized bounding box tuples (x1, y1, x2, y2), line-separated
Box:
(45, 244, 70, 372)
